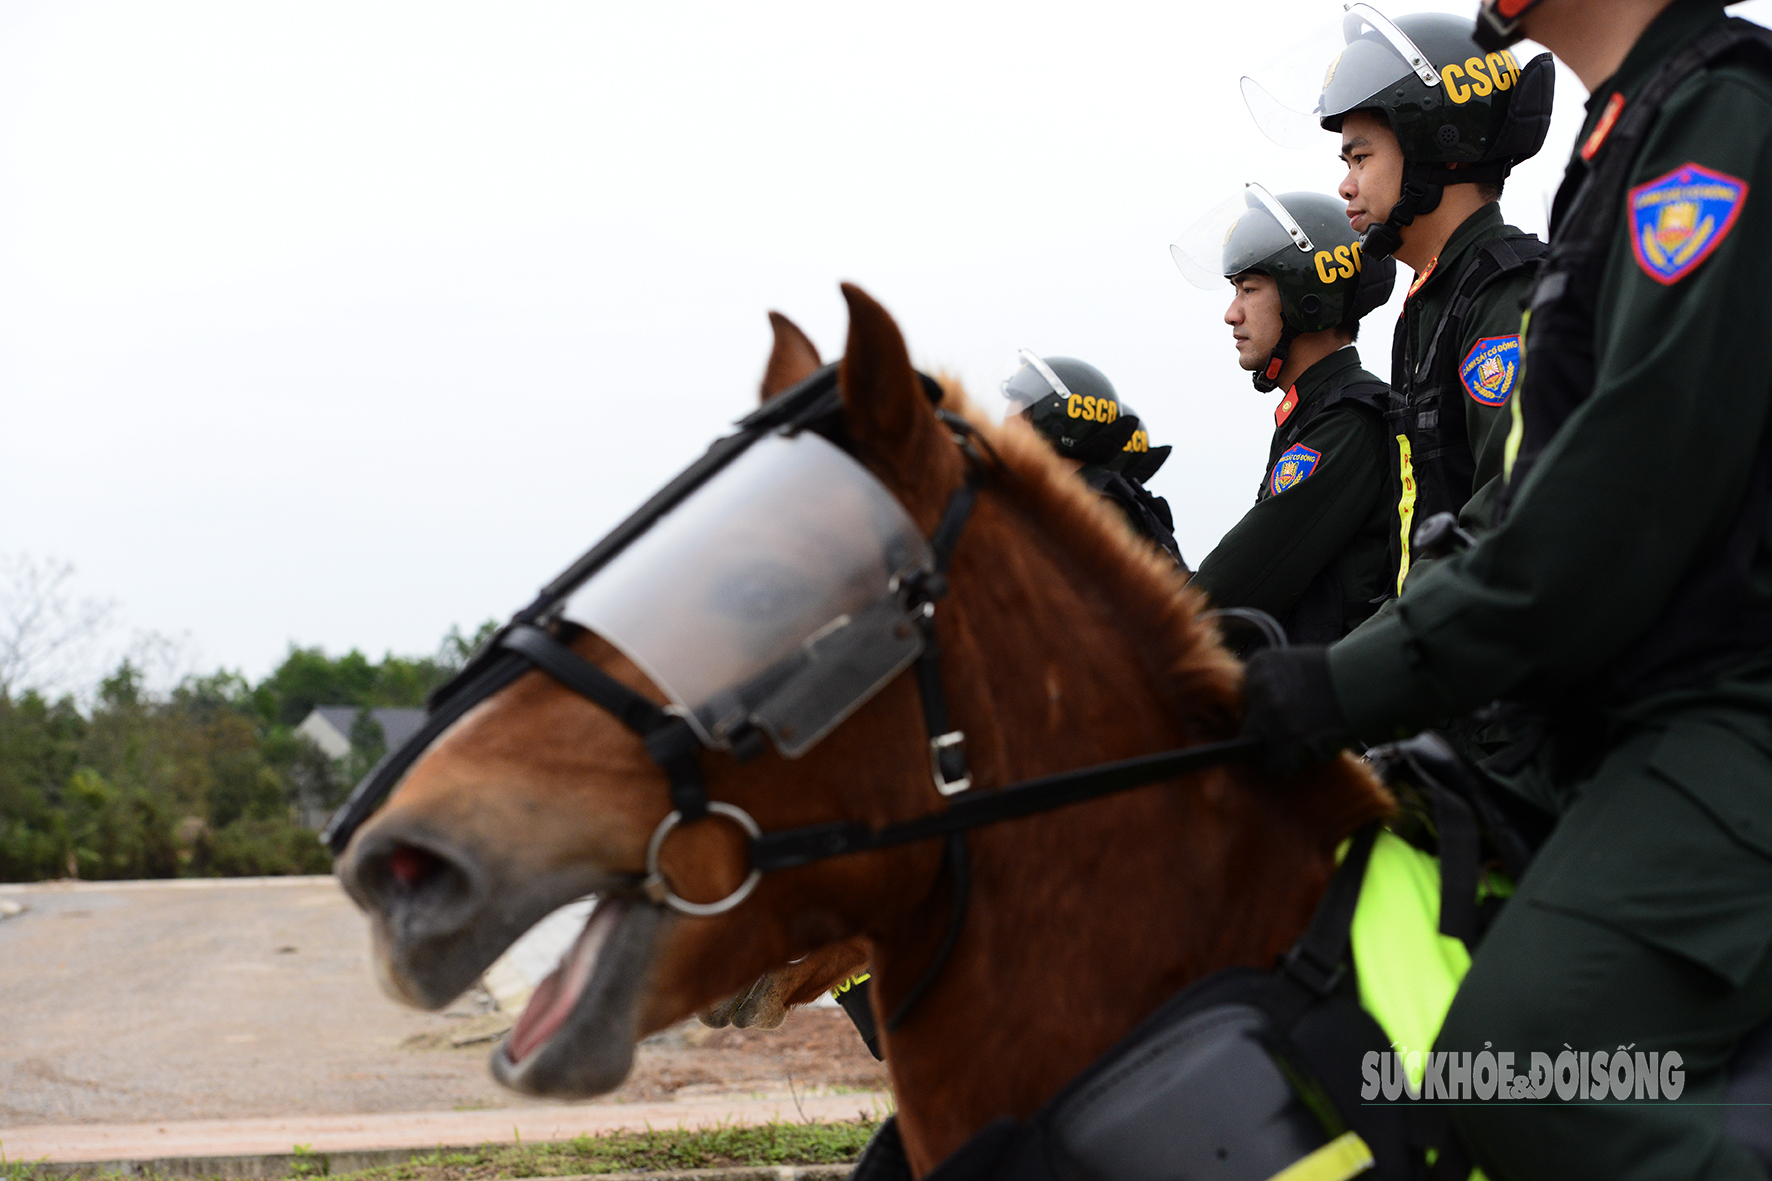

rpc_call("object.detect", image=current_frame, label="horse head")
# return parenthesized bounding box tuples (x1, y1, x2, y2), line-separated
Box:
(336, 283, 1390, 1171)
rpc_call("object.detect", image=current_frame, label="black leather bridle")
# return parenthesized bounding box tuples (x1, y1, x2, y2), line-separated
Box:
(323, 361, 1261, 1022)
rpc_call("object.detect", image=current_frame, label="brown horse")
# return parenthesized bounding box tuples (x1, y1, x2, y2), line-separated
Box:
(337, 284, 1389, 1175)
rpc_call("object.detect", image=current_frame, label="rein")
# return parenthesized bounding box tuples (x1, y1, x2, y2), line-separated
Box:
(322, 364, 1263, 1016)
(747, 732, 1264, 876)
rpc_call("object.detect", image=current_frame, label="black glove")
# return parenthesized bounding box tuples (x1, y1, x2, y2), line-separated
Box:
(1240, 646, 1358, 775)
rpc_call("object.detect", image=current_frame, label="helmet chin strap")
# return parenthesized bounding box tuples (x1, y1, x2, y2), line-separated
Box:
(1253, 322, 1301, 394)
(1360, 169, 1444, 262)
(1363, 159, 1514, 262)
(1474, 0, 1541, 53)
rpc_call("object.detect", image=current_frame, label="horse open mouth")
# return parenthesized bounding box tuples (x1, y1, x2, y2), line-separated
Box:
(493, 894, 667, 1097)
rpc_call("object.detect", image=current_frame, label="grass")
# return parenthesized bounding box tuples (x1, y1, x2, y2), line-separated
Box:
(2, 1118, 882, 1181)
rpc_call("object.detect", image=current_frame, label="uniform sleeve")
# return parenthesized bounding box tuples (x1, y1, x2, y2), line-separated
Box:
(1191, 407, 1387, 619)
(1330, 69, 1772, 739)
(1453, 271, 1536, 532)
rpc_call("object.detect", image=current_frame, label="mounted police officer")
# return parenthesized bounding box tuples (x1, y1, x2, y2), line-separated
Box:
(1247, 6, 1555, 596)
(1245, 0, 1772, 1176)
(1001, 352, 1185, 565)
(1175, 186, 1397, 643)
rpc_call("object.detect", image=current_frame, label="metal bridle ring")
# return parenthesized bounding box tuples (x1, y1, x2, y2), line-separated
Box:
(643, 801, 763, 917)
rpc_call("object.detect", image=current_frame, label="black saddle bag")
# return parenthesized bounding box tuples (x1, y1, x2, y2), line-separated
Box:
(855, 828, 1466, 1181)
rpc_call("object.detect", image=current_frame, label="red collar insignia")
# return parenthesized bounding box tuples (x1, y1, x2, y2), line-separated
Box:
(1582, 93, 1625, 162)
(1407, 256, 1438, 298)
(1274, 387, 1299, 427)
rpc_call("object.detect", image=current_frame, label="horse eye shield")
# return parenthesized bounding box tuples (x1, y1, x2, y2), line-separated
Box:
(322, 363, 949, 857)
(559, 429, 933, 757)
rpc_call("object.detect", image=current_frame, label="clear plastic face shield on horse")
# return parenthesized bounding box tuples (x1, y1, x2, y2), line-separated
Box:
(322, 371, 959, 916)
(560, 430, 933, 761)
(1239, 3, 1442, 150)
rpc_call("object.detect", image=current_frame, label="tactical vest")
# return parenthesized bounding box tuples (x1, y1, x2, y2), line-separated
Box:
(1506, 18, 1772, 704)
(1082, 467, 1186, 569)
(1270, 375, 1392, 643)
(1387, 236, 1546, 596)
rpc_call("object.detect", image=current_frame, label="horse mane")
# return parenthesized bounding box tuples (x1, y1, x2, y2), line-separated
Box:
(937, 377, 1392, 843)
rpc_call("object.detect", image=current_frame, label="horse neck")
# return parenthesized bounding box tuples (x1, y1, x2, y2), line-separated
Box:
(871, 494, 1344, 1172)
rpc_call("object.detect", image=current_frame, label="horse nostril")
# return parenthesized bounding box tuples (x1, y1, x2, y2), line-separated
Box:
(342, 831, 480, 926)
(388, 844, 443, 889)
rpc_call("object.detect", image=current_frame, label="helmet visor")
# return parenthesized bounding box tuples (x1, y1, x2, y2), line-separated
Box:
(1001, 349, 1074, 415)
(1241, 4, 1439, 148)
(1170, 184, 1311, 290)
(558, 429, 933, 756)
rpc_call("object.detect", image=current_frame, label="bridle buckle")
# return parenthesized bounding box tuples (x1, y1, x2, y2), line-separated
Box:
(930, 730, 971, 796)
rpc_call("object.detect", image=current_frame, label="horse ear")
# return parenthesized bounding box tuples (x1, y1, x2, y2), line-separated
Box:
(837, 283, 956, 519)
(759, 312, 821, 403)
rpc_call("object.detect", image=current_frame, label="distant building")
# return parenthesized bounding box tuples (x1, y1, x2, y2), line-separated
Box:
(295, 705, 427, 762)
(292, 705, 428, 830)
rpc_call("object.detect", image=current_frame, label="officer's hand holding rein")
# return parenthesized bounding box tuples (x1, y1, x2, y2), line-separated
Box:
(1239, 647, 1359, 775)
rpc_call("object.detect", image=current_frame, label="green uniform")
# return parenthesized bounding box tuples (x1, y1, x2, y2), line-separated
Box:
(1391, 203, 1541, 554)
(1328, 3, 1772, 1176)
(1192, 348, 1392, 642)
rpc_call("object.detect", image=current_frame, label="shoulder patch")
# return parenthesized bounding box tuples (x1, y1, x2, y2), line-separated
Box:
(1458, 335, 1521, 407)
(1270, 443, 1322, 495)
(1629, 163, 1749, 285)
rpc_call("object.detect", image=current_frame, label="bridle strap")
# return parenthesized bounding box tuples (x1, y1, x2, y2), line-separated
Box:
(323, 649, 532, 854)
(887, 453, 982, 1025)
(501, 623, 711, 823)
(927, 466, 980, 573)
(914, 612, 970, 796)
(501, 623, 670, 733)
(907, 456, 983, 796)
(324, 618, 713, 854)
(749, 734, 1265, 873)
(886, 831, 970, 1033)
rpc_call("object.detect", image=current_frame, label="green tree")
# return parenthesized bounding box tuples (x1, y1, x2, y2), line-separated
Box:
(61, 767, 179, 880)
(253, 622, 495, 727)
(0, 622, 495, 882)
(258, 646, 381, 726)
(0, 689, 85, 879)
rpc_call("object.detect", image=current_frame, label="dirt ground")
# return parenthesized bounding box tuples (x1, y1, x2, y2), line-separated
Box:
(0, 877, 885, 1127)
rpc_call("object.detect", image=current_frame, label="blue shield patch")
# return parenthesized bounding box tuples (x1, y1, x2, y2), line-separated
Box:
(1629, 162, 1749, 285)
(1270, 443, 1322, 496)
(1459, 335, 1521, 407)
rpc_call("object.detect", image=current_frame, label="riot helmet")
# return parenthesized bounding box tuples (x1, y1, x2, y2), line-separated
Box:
(1242, 6, 1554, 260)
(1084, 397, 1171, 483)
(1119, 441, 1172, 486)
(1001, 351, 1141, 464)
(1172, 185, 1396, 392)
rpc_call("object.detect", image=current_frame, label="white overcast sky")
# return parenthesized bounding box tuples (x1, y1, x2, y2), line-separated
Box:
(4, 1, 1768, 685)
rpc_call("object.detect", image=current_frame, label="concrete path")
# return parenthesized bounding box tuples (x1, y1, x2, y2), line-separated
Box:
(0, 1092, 890, 1163)
(0, 875, 887, 1156)
(0, 876, 530, 1125)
